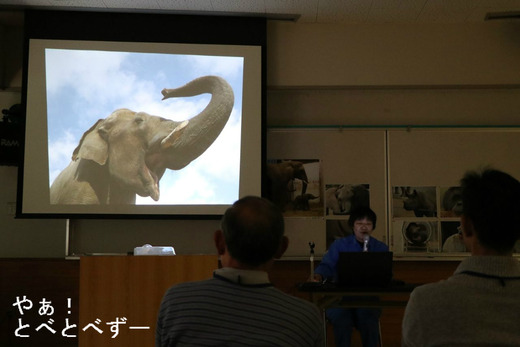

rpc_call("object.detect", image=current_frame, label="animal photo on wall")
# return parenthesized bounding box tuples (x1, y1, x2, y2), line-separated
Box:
(441, 221, 468, 252)
(440, 186, 463, 217)
(392, 186, 437, 217)
(325, 183, 370, 216)
(265, 159, 322, 217)
(46, 49, 243, 205)
(392, 220, 440, 253)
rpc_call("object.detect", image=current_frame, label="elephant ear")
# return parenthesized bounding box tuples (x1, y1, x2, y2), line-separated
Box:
(72, 119, 108, 165)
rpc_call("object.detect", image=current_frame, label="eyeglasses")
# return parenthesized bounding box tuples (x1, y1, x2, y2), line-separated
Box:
(354, 221, 373, 227)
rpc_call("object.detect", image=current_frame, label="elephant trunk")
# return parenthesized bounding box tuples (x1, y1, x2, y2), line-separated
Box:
(160, 75, 234, 170)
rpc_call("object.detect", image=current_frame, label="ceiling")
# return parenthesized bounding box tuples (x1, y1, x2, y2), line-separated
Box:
(0, 0, 520, 26)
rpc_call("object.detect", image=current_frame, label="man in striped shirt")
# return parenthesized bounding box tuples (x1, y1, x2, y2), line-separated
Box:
(156, 196, 324, 347)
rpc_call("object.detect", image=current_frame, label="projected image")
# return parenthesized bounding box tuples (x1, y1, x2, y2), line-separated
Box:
(46, 49, 243, 205)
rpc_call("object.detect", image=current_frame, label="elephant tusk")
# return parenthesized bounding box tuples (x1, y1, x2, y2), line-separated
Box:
(161, 120, 189, 149)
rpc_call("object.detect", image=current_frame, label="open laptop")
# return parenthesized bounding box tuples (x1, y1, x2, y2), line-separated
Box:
(337, 251, 393, 287)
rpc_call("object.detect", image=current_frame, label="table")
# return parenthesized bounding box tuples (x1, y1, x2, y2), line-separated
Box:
(299, 281, 418, 345)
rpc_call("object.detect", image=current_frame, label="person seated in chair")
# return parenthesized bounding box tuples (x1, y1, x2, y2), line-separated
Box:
(402, 168, 520, 346)
(156, 196, 324, 347)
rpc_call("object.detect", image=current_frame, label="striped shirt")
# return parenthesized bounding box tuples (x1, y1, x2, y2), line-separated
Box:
(156, 268, 324, 347)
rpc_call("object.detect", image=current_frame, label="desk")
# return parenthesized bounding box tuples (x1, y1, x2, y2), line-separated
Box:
(300, 282, 417, 309)
(299, 282, 418, 345)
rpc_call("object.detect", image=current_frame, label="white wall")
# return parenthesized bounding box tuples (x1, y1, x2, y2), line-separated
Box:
(265, 21, 520, 127)
(266, 21, 520, 87)
(0, 166, 66, 257)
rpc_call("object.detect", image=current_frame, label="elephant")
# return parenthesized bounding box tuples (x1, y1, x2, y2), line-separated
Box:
(292, 193, 319, 211)
(325, 184, 354, 215)
(265, 160, 308, 211)
(326, 184, 370, 215)
(50, 75, 234, 204)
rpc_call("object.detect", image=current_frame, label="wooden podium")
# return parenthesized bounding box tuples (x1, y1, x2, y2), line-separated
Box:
(79, 255, 217, 347)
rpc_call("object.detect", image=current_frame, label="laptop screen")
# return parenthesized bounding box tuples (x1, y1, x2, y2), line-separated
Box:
(337, 252, 393, 287)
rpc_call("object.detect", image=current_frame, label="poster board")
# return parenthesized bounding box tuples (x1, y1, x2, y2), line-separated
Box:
(388, 128, 520, 258)
(267, 128, 387, 258)
(268, 127, 520, 259)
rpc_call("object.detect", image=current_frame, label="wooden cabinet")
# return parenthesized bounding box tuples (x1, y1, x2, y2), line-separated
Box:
(79, 255, 217, 347)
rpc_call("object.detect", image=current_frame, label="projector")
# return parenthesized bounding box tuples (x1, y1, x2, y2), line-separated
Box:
(134, 244, 175, 256)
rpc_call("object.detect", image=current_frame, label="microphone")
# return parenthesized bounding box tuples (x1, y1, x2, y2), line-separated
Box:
(363, 234, 369, 252)
(309, 242, 315, 279)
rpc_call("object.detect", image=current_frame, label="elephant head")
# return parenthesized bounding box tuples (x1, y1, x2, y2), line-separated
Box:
(265, 160, 309, 211)
(336, 184, 354, 212)
(50, 75, 234, 204)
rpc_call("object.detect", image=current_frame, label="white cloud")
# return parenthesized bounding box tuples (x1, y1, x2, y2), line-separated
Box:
(47, 49, 243, 203)
(48, 130, 77, 185)
(46, 49, 133, 104)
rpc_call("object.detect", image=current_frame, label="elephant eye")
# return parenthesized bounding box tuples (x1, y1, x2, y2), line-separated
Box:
(135, 117, 144, 125)
(98, 127, 108, 139)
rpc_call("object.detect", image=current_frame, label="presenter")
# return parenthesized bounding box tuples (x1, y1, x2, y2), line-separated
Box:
(311, 206, 388, 347)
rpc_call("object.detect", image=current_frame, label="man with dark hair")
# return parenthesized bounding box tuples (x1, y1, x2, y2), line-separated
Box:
(311, 206, 388, 347)
(156, 196, 324, 347)
(220, 196, 286, 267)
(402, 168, 520, 346)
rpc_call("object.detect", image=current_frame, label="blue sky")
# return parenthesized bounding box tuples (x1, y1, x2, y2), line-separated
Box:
(45, 48, 244, 205)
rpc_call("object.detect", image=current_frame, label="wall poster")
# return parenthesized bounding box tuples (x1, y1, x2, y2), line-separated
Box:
(388, 129, 520, 257)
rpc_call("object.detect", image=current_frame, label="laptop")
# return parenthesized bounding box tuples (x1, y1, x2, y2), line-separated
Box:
(336, 252, 393, 287)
